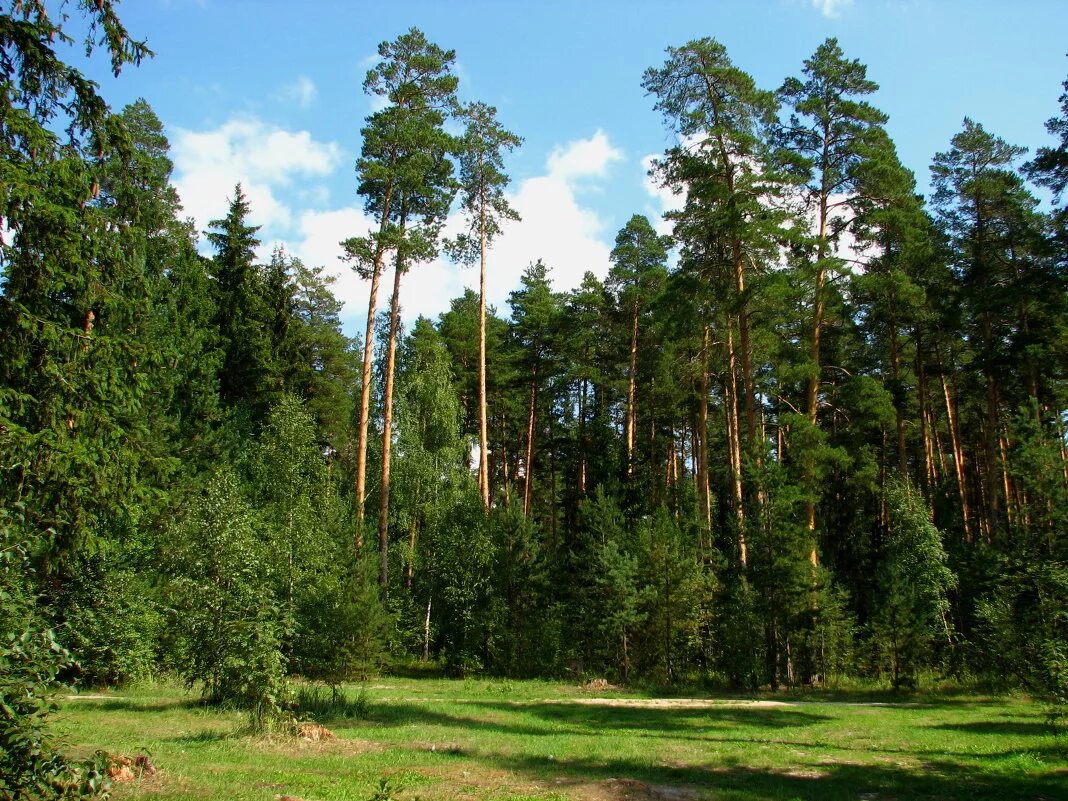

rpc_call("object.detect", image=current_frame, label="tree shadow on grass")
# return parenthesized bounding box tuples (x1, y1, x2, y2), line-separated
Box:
(352, 698, 1068, 767)
(932, 720, 1061, 737)
(168, 729, 231, 744)
(333, 701, 571, 738)
(82, 697, 206, 714)
(480, 749, 1068, 801)
(335, 699, 832, 745)
(471, 700, 832, 733)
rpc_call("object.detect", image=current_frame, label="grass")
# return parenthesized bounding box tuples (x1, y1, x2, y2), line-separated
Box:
(54, 676, 1067, 801)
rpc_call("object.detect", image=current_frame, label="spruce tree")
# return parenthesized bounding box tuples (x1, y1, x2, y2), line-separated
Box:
(206, 184, 274, 418)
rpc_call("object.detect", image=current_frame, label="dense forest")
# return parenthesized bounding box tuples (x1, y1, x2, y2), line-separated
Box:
(1, 3, 1066, 797)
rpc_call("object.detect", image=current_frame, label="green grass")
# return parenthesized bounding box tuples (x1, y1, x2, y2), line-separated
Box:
(55, 677, 1067, 801)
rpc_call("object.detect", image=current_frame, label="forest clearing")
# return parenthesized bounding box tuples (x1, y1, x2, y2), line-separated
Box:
(2, 3, 1067, 801)
(58, 677, 1068, 801)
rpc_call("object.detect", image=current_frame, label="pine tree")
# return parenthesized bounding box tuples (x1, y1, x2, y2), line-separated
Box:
(508, 261, 563, 519)
(931, 120, 1048, 540)
(607, 214, 670, 479)
(343, 27, 459, 558)
(448, 102, 521, 509)
(778, 38, 890, 565)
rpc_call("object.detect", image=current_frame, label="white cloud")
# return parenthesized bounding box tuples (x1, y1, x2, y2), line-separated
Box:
(276, 76, 318, 109)
(171, 115, 342, 235)
(443, 129, 624, 318)
(547, 129, 624, 182)
(641, 153, 685, 236)
(286, 129, 625, 331)
(810, 0, 853, 18)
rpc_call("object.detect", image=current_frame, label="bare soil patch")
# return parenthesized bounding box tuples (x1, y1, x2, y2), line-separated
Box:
(252, 734, 383, 757)
(565, 697, 795, 709)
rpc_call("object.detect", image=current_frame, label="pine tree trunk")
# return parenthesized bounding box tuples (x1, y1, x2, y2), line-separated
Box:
(725, 318, 747, 568)
(478, 190, 491, 510)
(422, 596, 432, 662)
(689, 417, 699, 496)
(890, 327, 908, 475)
(999, 430, 1015, 531)
(377, 254, 404, 595)
(915, 335, 938, 491)
(355, 262, 383, 549)
(666, 431, 676, 489)
(354, 177, 395, 545)
(578, 378, 588, 494)
(1058, 409, 1068, 489)
(502, 413, 512, 506)
(711, 128, 759, 453)
(804, 187, 830, 568)
(523, 368, 538, 517)
(983, 373, 1002, 536)
(406, 477, 419, 592)
(734, 244, 758, 449)
(626, 298, 639, 477)
(697, 325, 713, 539)
(549, 411, 559, 548)
(405, 516, 417, 592)
(942, 374, 973, 542)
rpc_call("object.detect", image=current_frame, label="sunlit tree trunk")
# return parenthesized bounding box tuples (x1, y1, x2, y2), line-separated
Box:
(578, 378, 588, 494)
(355, 173, 395, 545)
(890, 327, 908, 475)
(523, 369, 538, 517)
(942, 374, 973, 542)
(626, 297, 639, 476)
(697, 325, 713, 539)
(725, 318, 747, 568)
(478, 185, 491, 510)
(915, 337, 938, 492)
(378, 252, 405, 595)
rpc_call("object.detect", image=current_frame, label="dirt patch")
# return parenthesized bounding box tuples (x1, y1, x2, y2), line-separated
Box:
(412, 740, 470, 755)
(779, 767, 830, 779)
(596, 778, 700, 800)
(296, 722, 334, 742)
(831, 701, 929, 708)
(105, 752, 157, 782)
(63, 694, 117, 700)
(583, 678, 619, 692)
(388, 762, 706, 801)
(566, 697, 794, 709)
(253, 735, 382, 757)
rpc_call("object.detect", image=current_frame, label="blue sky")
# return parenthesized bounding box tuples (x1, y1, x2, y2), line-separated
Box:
(73, 0, 1067, 332)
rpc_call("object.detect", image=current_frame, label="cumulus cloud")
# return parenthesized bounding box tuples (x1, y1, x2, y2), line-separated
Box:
(641, 153, 685, 236)
(546, 129, 624, 182)
(171, 118, 626, 332)
(288, 129, 626, 330)
(810, 0, 853, 18)
(171, 115, 342, 235)
(276, 76, 318, 109)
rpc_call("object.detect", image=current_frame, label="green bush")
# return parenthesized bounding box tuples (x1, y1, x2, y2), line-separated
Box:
(871, 478, 956, 689)
(165, 470, 286, 720)
(58, 555, 161, 688)
(1, 513, 111, 799)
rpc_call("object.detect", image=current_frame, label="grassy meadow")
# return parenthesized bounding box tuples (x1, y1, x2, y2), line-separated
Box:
(55, 677, 1067, 801)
